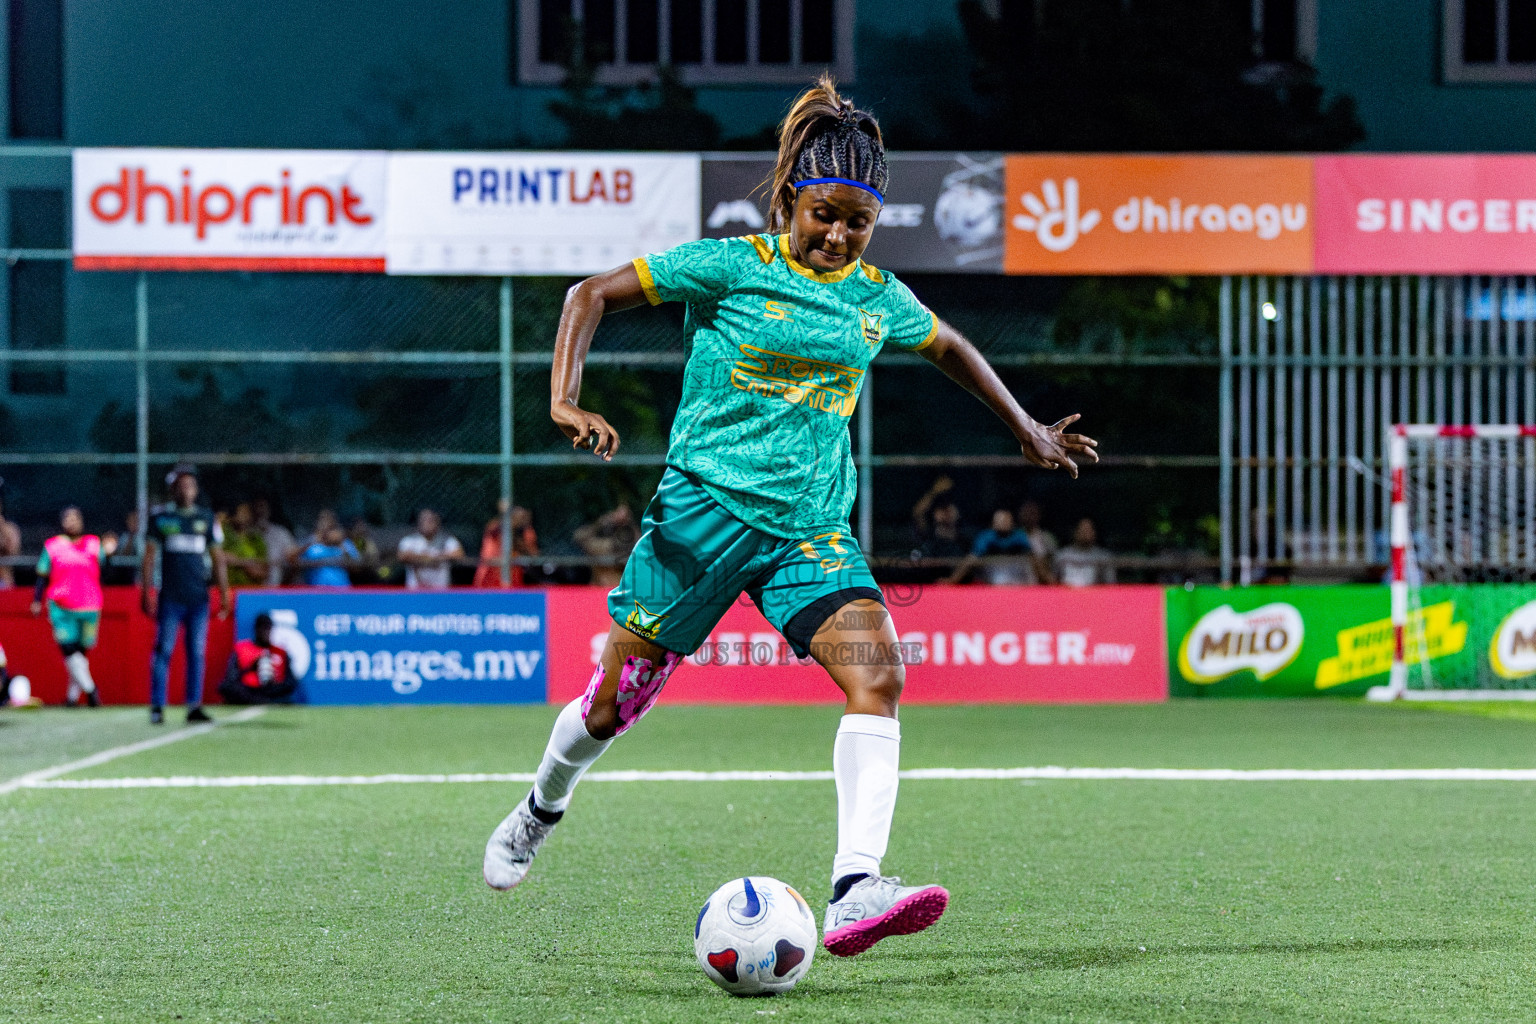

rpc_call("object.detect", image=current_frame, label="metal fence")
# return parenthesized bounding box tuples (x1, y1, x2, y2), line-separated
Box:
(1220, 275, 1536, 584)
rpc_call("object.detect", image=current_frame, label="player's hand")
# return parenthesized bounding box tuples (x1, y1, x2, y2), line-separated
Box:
(551, 400, 621, 461)
(29, 600, 41, 617)
(1019, 414, 1099, 479)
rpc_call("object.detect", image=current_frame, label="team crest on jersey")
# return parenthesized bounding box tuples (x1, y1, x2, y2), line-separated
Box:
(625, 602, 667, 639)
(857, 308, 884, 347)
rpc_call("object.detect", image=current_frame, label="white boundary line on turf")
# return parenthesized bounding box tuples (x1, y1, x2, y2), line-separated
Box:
(18, 763, 1536, 790)
(0, 706, 267, 796)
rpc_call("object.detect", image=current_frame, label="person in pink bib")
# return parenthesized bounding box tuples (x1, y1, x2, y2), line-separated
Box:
(31, 506, 116, 707)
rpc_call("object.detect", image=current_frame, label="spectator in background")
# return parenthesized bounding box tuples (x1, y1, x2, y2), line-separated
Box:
(0, 487, 19, 589)
(398, 508, 464, 589)
(252, 497, 295, 587)
(296, 518, 358, 587)
(217, 613, 295, 705)
(947, 508, 1051, 585)
(110, 508, 144, 585)
(574, 504, 639, 588)
(347, 516, 387, 585)
(475, 501, 539, 587)
(222, 502, 269, 587)
(143, 464, 231, 726)
(1055, 517, 1117, 587)
(1016, 500, 1059, 585)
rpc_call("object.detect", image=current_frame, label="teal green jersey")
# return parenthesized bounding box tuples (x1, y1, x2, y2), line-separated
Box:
(634, 233, 937, 538)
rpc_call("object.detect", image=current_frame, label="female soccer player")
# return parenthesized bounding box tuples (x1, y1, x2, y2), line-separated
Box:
(31, 506, 117, 706)
(485, 77, 1098, 956)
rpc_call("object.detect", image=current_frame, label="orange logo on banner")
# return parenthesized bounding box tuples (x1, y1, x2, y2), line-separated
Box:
(1003, 156, 1314, 274)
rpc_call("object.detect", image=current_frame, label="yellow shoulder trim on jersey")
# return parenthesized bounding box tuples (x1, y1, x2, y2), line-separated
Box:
(911, 311, 939, 351)
(777, 232, 862, 284)
(860, 262, 884, 284)
(744, 234, 776, 264)
(632, 257, 662, 306)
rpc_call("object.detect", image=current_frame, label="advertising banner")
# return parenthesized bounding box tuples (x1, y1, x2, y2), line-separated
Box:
(1003, 155, 1314, 275)
(1313, 155, 1536, 274)
(72, 148, 387, 271)
(385, 152, 700, 275)
(546, 585, 1167, 705)
(701, 153, 1006, 272)
(233, 590, 546, 704)
(1160, 585, 1536, 696)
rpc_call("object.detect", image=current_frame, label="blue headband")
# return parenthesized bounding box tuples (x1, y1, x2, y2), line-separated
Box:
(793, 177, 885, 204)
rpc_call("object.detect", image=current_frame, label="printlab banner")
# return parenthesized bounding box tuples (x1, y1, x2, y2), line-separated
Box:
(701, 153, 1006, 272)
(1163, 584, 1536, 696)
(234, 591, 547, 704)
(385, 152, 700, 275)
(545, 585, 1167, 705)
(72, 148, 387, 271)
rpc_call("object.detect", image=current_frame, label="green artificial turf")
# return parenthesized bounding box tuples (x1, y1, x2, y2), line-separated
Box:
(3, 701, 1535, 1022)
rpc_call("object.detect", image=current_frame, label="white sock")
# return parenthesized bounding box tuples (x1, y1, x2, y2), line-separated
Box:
(531, 698, 612, 814)
(831, 713, 901, 886)
(65, 652, 96, 695)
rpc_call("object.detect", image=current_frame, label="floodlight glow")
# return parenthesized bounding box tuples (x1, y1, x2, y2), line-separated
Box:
(1261, 302, 1278, 321)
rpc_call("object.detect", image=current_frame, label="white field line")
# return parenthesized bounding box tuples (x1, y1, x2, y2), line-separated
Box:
(0, 706, 267, 796)
(18, 763, 1536, 791)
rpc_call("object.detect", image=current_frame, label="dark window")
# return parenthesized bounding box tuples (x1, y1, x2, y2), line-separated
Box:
(8, 0, 63, 139)
(801, 0, 835, 64)
(1510, 1, 1536, 63)
(1260, 0, 1297, 61)
(1463, 0, 1498, 63)
(539, 0, 571, 62)
(584, 0, 615, 62)
(627, 0, 659, 62)
(509, 0, 521, 83)
(671, 0, 703, 62)
(8, 189, 64, 249)
(759, 0, 791, 62)
(715, 0, 747, 62)
(9, 260, 64, 395)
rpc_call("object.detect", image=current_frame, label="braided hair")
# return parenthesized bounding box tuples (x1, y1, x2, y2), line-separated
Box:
(765, 74, 887, 232)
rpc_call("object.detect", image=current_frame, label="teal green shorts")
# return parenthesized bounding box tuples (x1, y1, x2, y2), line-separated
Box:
(608, 468, 883, 657)
(47, 603, 100, 650)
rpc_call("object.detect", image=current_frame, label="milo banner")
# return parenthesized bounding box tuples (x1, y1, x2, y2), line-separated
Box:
(1167, 584, 1536, 696)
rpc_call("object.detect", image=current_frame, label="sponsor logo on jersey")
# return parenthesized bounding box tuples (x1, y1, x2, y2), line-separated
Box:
(763, 300, 793, 321)
(1178, 603, 1303, 684)
(857, 308, 884, 346)
(731, 343, 862, 418)
(1489, 599, 1536, 679)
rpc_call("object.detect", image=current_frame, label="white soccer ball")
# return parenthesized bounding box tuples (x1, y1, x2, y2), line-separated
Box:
(694, 876, 818, 996)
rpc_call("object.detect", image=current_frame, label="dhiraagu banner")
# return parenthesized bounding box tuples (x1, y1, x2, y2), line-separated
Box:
(1165, 586, 1474, 696)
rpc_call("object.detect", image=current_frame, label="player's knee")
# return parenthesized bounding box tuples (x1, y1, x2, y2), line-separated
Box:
(583, 699, 620, 741)
(855, 662, 904, 713)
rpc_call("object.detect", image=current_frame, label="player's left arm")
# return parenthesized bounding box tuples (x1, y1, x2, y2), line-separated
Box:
(918, 319, 1099, 479)
(210, 523, 232, 620)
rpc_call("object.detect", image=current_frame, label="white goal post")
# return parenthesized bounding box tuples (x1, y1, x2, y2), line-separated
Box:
(1369, 424, 1536, 701)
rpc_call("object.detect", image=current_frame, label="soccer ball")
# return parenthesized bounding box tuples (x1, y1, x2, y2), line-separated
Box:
(694, 876, 818, 996)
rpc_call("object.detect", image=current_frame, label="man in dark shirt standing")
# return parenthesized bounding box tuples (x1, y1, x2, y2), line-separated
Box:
(141, 464, 232, 725)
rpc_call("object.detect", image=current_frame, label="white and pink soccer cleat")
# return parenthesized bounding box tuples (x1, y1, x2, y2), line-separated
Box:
(822, 875, 949, 957)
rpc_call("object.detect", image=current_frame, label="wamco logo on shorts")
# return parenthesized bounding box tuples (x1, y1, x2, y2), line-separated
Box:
(1179, 603, 1304, 684)
(1489, 599, 1536, 679)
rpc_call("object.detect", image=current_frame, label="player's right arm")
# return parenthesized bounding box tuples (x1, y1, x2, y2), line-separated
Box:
(550, 263, 650, 462)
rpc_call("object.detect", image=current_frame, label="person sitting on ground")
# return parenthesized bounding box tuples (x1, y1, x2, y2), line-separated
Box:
(946, 508, 1052, 585)
(294, 519, 359, 587)
(398, 508, 465, 589)
(573, 503, 639, 588)
(1055, 517, 1117, 587)
(217, 613, 295, 705)
(221, 501, 269, 587)
(1016, 499, 1059, 585)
